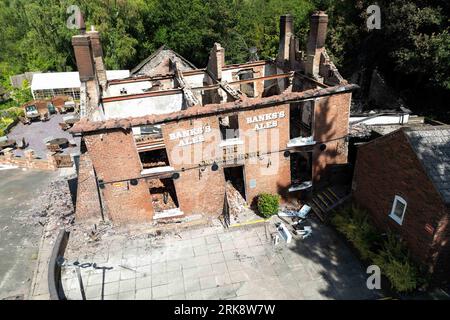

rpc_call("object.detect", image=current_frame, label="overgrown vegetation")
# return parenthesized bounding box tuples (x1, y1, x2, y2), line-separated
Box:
(331, 205, 424, 293)
(0, 0, 448, 119)
(0, 106, 23, 136)
(257, 193, 280, 218)
(0, 79, 30, 136)
(0, 0, 450, 121)
(373, 233, 422, 293)
(332, 205, 381, 261)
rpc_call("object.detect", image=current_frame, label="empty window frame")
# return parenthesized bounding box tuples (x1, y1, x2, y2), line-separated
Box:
(290, 152, 312, 184)
(139, 149, 169, 169)
(238, 69, 255, 97)
(389, 195, 407, 225)
(219, 115, 239, 140)
(148, 178, 179, 212)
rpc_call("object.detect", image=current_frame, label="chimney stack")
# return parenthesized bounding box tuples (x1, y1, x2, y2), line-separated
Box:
(87, 26, 103, 58)
(305, 11, 328, 77)
(277, 14, 294, 62)
(72, 34, 95, 81)
(87, 26, 107, 89)
(207, 43, 225, 81)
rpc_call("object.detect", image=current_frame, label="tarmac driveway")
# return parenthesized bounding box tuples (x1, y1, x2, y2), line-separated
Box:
(0, 168, 57, 299)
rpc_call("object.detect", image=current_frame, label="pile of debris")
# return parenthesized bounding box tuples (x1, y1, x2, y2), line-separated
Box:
(225, 181, 247, 223)
(148, 179, 178, 212)
(66, 220, 115, 253)
(27, 179, 75, 238)
(223, 181, 261, 225)
(16, 177, 112, 248)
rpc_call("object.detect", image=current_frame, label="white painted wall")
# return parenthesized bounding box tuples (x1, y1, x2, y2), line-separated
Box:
(103, 93, 184, 119)
(184, 73, 207, 87)
(106, 81, 153, 97)
(349, 114, 410, 125)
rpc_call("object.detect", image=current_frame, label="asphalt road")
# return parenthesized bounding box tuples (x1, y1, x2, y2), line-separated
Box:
(0, 167, 57, 299)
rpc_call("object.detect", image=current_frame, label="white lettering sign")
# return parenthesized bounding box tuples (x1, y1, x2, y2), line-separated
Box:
(246, 111, 285, 131)
(169, 125, 211, 147)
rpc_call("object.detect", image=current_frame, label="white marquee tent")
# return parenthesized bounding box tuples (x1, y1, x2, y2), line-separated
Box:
(31, 70, 129, 100)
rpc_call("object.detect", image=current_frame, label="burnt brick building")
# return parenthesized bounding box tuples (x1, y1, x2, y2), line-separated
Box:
(352, 126, 450, 279)
(71, 12, 357, 224)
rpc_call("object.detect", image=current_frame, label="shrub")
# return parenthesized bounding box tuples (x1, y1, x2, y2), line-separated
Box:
(0, 107, 24, 136)
(373, 233, 422, 293)
(331, 205, 380, 260)
(0, 117, 14, 136)
(257, 193, 280, 218)
(332, 206, 424, 293)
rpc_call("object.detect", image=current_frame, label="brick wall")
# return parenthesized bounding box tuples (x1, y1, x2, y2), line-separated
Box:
(239, 104, 291, 205)
(162, 117, 225, 216)
(162, 104, 291, 216)
(84, 129, 154, 223)
(431, 206, 450, 280)
(352, 129, 450, 275)
(0, 149, 57, 171)
(75, 153, 102, 221)
(84, 93, 350, 223)
(313, 92, 351, 186)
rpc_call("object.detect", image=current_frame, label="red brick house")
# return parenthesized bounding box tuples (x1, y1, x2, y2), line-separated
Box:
(70, 12, 357, 224)
(352, 126, 450, 279)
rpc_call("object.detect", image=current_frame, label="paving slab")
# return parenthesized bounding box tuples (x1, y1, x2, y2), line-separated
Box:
(61, 220, 384, 300)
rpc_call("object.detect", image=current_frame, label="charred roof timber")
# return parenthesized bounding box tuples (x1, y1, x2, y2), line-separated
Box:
(71, 83, 358, 133)
(71, 10, 348, 127)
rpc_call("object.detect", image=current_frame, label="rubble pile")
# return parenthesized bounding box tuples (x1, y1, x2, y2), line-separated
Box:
(224, 181, 262, 225)
(27, 179, 75, 238)
(66, 220, 115, 253)
(225, 181, 247, 221)
(16, 177, 113, 248)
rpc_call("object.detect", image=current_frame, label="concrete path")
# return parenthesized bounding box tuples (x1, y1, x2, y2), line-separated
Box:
(0, 168, 57, 299)
(62, 218, 385, 300)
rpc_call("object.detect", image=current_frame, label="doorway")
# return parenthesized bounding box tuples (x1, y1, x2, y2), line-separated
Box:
(290, 152, 312, 185)
(224, 166, 246, 200)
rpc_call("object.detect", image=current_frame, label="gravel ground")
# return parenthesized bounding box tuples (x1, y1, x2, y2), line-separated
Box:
(7, 113, 81, 158)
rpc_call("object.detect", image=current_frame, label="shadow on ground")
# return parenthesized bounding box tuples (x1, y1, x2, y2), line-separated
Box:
(287, 216, 385, 300)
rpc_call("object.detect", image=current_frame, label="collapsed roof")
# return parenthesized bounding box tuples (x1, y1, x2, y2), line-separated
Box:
(131, 45, 197, 76)
(71, 11, 353, 133)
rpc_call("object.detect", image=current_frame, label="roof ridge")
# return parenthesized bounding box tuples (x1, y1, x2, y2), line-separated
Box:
(131, 45, 197, 75)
